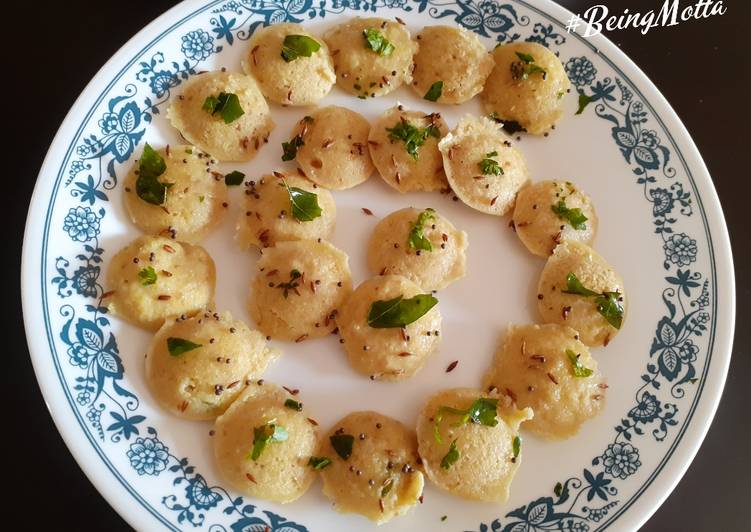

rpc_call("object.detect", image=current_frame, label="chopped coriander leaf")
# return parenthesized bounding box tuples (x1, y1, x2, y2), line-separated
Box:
(562, 272, 600, 297)
(167, 337, 202, 357)
(249, 423, 288, 461)
(281, 34, 321, 62)
(224, 170, 245, 186)
(408, 208, 435, 251)
(478, 151, 503, 176)
(432, 406, 465, 443)
(551, 199, 588, 230)
(307, 456, 332, 470)
(138, 266, 157, 286)
(512, 435, 522, 458)
(433, 397, 498, 443)
(440, 439, 460, 469)
(423, 81, 443, 102)
(330, 433, 355, 460)
(136, 143, 172, 205)
(284, 398, 303, 411)
(185, 148, 193, 154)
(282, 180, 322, 221)
(281, 134, 304, 161)
(363, 28, 395, 56)
(576, 93, 594, 115)
(467, 398, 499, 427)
(566, 349, 593, 377)
(202, 92, 245, 124)
(198, 195, 205, 202)
(367, 294, 438, 328)
(510, 52, 547, 81)
(386, 120, 439, 160)
(563, 273, 624, 329)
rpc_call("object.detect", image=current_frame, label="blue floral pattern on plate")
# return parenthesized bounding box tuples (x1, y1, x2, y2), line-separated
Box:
(42, 1, 715, 530)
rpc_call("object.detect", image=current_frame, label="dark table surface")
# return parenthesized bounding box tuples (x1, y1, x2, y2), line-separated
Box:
(8, 1, 748, 530)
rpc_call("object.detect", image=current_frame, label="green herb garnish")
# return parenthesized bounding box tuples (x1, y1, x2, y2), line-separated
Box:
(330, 433, 355, 460)
(566, 349, 593, 377)
(224, 170, 245, 186)
(307, 456, 332, 470)
(551, 199, 588, 230)
(167, 337, 202, 357)
(562, 273, 624, 329)
(501, 120, 526, 135)
(363, 28, 395, 56)
(281, 116, 313, 161)
(249, 423, 288, 461)
(433, 397, 498, 443)
(281, 134, 304, 161)
(136, 143, 172, 205)
(510, 51, 547, 81)
(381, 477, 394, 497)
(386, 120, 440, 160)
(281, 34, 321, 62)
(423, 81, 443, 102)
(512, 435, 521, 458)
(282, 181, 322, 221)
(562, 272, 600, 296)
(408, 208, 435, 251)
(276, 269, 303, 299)
(554, 482, 563, 497)
(440, 439, 460, 469)
(367, 294, 439, 328)
(595, 292, 624, 330)
(441, 515, 448, 522)
(138, 266, 157, 286)
(284, 398, 303, 411)
(478, 151, 503, 176)
(576, 93, 594, 115)
(468, 398, 500, 427)
(516, 51, 535, 62)
(202, 92, 245, 124)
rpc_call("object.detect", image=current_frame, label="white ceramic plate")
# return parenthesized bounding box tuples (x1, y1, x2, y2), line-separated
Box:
(22, 1, 735, 530)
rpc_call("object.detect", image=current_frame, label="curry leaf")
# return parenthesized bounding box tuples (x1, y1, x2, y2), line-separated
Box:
(330, 433, 355, 460)
(367, 294, 438, 328)
(167, 337, 202, 357)
(136, 143, 171, 205)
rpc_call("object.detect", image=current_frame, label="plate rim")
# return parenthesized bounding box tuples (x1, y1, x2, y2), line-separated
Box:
(21, 0, 736, 530)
